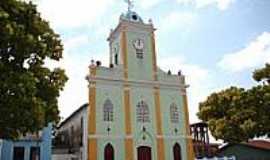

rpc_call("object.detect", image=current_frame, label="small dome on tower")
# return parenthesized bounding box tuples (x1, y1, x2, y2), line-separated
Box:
(120, 11, 144, 23)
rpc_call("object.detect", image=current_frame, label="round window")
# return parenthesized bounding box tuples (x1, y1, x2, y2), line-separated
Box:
(132, 14, 138, 21)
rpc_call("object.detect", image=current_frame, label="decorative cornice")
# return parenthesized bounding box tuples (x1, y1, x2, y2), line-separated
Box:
(88, 134, 192, 139)
(88, 76, 187, 89)
(107, 20, 155, 42)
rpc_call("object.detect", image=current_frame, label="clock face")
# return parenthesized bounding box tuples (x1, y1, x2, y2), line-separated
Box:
(133, 39, 144, 50)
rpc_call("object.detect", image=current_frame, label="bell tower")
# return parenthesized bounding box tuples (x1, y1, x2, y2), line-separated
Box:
(107, 2, 157, 81)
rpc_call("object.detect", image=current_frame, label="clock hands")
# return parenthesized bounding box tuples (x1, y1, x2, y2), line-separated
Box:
(133, 39, 144, 50)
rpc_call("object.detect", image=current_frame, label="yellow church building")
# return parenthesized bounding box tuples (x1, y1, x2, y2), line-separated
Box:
(86, 1, 194, 160)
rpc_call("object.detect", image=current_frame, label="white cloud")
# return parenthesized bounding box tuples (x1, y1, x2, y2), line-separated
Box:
(158, 55, 212, 123)
(137, 0, 235, 10)
(160, 11, 196, 32)
(37, 0, 115, 29)
(216, 0, 235, 10)
(64, 35, 90, 52)
(176, 0, 235, 11)
(218, 32, 270, 72)
(137, 0, 164, 9)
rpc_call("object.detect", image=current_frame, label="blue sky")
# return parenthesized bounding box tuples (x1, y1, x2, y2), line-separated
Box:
(33, 0, 270, 123)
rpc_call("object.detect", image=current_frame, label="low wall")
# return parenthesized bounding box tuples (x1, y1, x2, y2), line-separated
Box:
(196, 156, 236, 160)
(52, 154, 79, 160)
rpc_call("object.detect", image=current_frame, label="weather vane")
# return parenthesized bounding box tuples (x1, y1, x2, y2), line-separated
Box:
(125, 0, 134, 11)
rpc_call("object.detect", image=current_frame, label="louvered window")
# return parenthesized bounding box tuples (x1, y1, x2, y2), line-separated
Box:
(103, 99, 113, 122)
(137, 101, 150, 123)
(170, 103, 179, 123)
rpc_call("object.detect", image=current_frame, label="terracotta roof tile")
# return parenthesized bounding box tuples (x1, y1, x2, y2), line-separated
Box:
(246, 140, 270, 150)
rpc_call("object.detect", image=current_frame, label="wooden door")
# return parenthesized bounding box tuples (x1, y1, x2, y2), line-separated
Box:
(104, 143, 114, 160)
(137, 146, 152, 160)
(173, 143, 182, 160)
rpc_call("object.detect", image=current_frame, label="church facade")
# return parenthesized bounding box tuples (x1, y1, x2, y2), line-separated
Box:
(86, 7, 194, 160)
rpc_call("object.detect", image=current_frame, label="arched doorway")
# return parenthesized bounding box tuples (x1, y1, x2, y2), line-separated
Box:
(173, 143, 182, 160)
(137, 146, 152, 160)
(104, 143, 114, 160)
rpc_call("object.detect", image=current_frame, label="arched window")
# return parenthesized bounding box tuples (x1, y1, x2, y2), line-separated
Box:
(103, 99, 113, 122)
(114, 54, 118, 65)
(104, 143, 114, 160)
(137, 101, 150, 123)
(173, 143, 182, 160)
(170, 103, 179, 123)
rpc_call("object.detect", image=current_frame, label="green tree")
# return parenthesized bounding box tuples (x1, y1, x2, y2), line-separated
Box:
(0, 0, 68, 139)
(253, 63, 270, 85)
(198, 64, 270, 143)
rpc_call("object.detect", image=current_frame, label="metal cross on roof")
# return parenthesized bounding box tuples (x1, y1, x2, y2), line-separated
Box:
(125, 0, 134, 11)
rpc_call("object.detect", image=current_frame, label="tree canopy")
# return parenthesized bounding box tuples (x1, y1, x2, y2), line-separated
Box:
(198, 64, 270, 143)
(0, 0, 68, 139)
